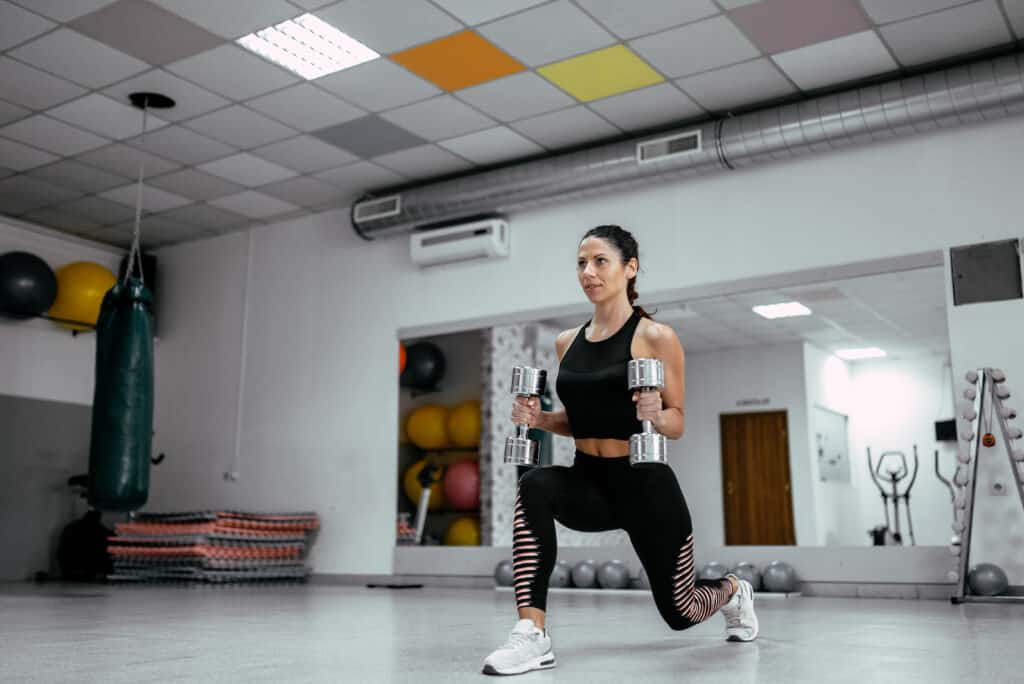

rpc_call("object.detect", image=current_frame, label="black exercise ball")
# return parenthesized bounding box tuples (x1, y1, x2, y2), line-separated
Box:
(400, 342, 446, 389)
(57, 510, 113, 581)
(0, 251, 57, 319)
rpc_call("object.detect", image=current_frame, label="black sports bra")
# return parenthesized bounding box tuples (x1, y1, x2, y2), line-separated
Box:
(555, 310, 643, 440)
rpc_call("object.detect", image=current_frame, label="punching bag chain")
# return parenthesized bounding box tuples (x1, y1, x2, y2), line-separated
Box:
(124, 97, 148, 287)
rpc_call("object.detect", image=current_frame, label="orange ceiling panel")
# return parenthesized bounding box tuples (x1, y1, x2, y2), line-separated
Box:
(392, 31, 526, 91)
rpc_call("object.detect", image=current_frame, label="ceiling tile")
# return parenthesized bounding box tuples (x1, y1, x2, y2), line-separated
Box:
(0, 0, 55, 51)
(729, 0, 871, 54)
(48, 94, 169, 140)
(82, 224, 136, 248)
(8, 28, 149, 89)
(372, 144, 474, 179)
(70, 0, 224, 65)
(258, 176, 341, 207)
(8, 0, 116, 22)
(100, 183, 193, 212)
(103, 69, 230, 123)
(429, 0, 549, 25)
(315, 0, 461, 53)
(183, 106, 296, 150)
(456, 72, 575, 122)
(860, 0, 973, 24)
(26, 159, 130, 194)
(716, 0, 762, 7)
(313, 115, 427, 157)
(160, 203, 247, 229)
(77, 143, 181, 178)
(0, 100, 30, 126)
(439, 126, 543, 165)
(51, 195, 138, 225)
(209, 190, 298, 219)
(166, 44, 299, 100)
(880, 1, 1012, 67)
(146, 168, 244, 201)
(316, 59, 441, 112)
(103, 215, 211, 247)
(478, 0, 617, 67)
(250, 135, 358, 173)
(151, 0, 300, 39)
(198, 152, 298, 187)
(0, 196, 39, 216)
(677, 58, 795, 111)
(772, 30, 899, 90)
(21, 207, 100, 234)
(538, 44, 665, 101)
(588, 82, 703, 131)
(380, 95, 496, 141)
(575, 0, 719, 40)
(0, 115, 109, 155)
(245, 84, 365, 132)
(128, 125, 236, 165)
(0, 175, 81, 209)
(510, 106, 621, 150)
(0, 138, 59, 171)
(1006, 0, 1024, 39)
(0, 57, 88, 110)
(392, 30, 526, 91)
(289, 0, 334, 8)
(630, 15, 760, 78)
(314, 161, 406, 193)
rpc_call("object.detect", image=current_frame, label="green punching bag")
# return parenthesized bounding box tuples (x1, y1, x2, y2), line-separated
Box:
(527, 387, 555, 467)
(88, 277, 154, 511)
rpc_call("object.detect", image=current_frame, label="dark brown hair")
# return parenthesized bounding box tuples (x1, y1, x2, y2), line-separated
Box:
(580, 225, 652, 319)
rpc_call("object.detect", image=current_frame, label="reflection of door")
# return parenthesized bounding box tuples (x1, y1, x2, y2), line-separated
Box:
(720, 411, 796, 545)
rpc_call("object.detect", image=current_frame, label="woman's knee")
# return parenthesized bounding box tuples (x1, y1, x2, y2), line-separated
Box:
(517, 467, 561, 506)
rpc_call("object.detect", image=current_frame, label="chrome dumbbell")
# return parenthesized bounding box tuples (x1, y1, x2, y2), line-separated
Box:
(504, 366, 547, 466)
(628, 358, 668, 468)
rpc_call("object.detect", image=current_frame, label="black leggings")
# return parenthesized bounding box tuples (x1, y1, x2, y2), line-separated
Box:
(513, 450, 732, 630)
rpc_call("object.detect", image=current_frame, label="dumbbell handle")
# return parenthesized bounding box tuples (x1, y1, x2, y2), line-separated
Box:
(636, 387, 659, 435)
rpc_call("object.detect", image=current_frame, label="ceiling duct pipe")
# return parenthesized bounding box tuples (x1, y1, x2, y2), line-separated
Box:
(351, 52, 1024, 240)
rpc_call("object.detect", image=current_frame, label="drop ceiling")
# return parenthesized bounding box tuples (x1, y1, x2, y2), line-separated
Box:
(0, 0, 1021, 249)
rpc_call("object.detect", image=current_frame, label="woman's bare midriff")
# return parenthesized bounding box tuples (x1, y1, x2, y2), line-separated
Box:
(573, 437, 630, 458)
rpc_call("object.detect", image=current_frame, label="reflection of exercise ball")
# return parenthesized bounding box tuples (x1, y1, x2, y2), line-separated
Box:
(445, 516, 480, 545)
(550, 560, 571, 587)
(406, 404, 450, 449)
(403, 458, 444, 510)
(400, 342, 445, 389)
(48, 261, 116, 331)
(399, 343, 406, 374)
(447, 400, 481, 447)
(598, 560, 631, 589)
(0, 251, 57, 319)
(699, 561, 729, 581)
(494, 560, 514, 586)
(571, 560, 597, 588)
(968, 563, 1009, 596)
(731, 562, 761, 591)
(762, 561, 798, 592)
(443, 459, 479, 510)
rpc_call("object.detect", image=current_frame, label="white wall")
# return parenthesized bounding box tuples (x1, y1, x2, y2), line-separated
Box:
(147, 113, 1024, 576)
(0, 219, 122, 406)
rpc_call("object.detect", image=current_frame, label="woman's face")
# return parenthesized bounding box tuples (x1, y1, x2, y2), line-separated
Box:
(577, 236, 636, 303)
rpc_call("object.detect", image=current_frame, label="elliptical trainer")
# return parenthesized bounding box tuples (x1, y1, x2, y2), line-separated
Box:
(866, 445, 919, 545)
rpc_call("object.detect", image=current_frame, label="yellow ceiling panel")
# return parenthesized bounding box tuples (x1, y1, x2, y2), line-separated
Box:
(538, 45, 664, 102)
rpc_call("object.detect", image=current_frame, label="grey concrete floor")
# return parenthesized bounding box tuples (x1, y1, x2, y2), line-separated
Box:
(1, 582, 1022, 683)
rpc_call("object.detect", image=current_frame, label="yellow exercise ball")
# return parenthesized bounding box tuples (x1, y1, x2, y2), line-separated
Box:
(403, 458, 445, 511)
(406, 404, 450, 450)
(444, 516, 480, 546)
(48, 261, 117, 331)
(447, 400, 481, 448)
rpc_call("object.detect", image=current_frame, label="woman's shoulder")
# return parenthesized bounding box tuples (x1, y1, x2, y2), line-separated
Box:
(554, 325, 584, 359)
(636, 316, 681, 351)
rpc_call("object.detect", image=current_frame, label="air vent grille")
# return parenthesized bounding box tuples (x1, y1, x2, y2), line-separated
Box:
(637, 130, 702, 164)
(354, 195, 401, 221)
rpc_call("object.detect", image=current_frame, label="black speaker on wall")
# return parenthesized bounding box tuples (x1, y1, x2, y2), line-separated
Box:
(118, 253, 158, 331)
(950, 239, 1023, 306)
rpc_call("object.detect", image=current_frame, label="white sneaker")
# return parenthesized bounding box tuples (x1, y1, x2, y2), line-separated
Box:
(481, 619, 556, 676)
(720, 575, 758, 642)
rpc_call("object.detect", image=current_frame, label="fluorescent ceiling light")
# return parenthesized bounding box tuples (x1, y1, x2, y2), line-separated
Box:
(751, 302, 812, 319)
(835, 347, 887, 360)
(237, 14, 378, 80)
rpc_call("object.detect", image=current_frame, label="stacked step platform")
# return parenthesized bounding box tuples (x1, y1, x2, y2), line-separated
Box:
(107, 511, 320, 583)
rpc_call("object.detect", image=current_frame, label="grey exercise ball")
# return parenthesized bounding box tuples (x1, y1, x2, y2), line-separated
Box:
(635, 567, 650, 590)
(494, 560, 514, 587)
(699, 561, 729, 581)
(968, 563, 1009, 596)
(571, 560, 597, 588)
(550, 560, 571, 588)
(597, 560, 631, 589)
(731, 562, 761, 591)
(762, 561, 798, 592)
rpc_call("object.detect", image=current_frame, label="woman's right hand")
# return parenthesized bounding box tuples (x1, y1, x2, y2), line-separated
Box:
(511, 396, 541, 427)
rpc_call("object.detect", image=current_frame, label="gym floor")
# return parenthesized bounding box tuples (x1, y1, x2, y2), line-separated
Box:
(2, 583, 1022, 683)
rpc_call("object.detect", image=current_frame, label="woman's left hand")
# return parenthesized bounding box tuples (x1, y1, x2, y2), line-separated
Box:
(633, 390, 662, 423)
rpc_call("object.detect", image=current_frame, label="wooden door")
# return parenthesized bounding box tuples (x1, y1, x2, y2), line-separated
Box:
(720, 411, 796, 545)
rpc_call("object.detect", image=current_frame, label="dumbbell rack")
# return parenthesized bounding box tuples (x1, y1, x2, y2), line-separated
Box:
(951, 368, 1024, 604)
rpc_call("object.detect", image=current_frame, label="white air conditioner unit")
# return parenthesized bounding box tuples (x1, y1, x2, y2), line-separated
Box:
(410, 219, 510, 268)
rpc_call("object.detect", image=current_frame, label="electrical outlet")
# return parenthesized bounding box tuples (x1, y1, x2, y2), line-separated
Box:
(223, 471, 240, 482)
(989, 480, 1008, 496)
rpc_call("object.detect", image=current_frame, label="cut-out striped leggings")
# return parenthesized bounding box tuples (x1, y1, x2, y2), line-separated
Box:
(512, 450, 732, 630)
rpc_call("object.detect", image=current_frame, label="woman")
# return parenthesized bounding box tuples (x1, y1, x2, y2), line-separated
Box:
(482, 225, 758, 676)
